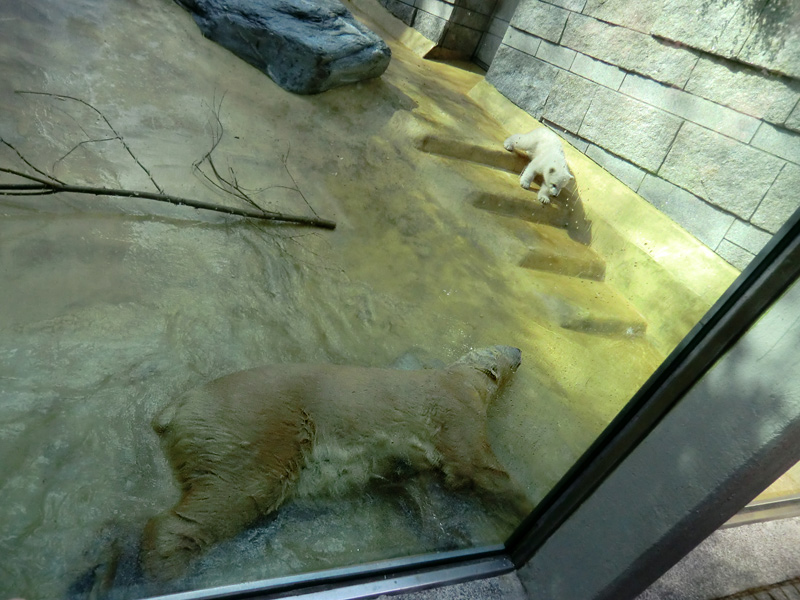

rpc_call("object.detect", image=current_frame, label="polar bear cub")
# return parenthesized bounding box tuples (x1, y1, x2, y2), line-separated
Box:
(504, 127, 573, 204)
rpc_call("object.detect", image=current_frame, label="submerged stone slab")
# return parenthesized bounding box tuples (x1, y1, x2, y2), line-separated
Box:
(619, 73, 761, 143)
(582, 0, 662, 33)
(637, 174, 734, 250)
(174, 0, 391, 94)
(510, 0, 570, 44)
(751, 122, 800, 163)
(542, 69, 597, 133)
(736, 0, 800, 79)
(585, 144, 647, 192)
(715, 239, 754, 271)
(413, 9, 447, 44)
(378, 0, 416, 26)
(725, 219, 772, 255)
(569, 52, 626, 90)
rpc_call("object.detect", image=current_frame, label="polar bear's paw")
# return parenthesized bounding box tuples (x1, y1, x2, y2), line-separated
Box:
(503, 135, 518, 152)
(537, 189, 552, 204)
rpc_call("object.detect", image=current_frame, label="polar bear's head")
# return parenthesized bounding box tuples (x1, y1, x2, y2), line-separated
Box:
(452, 345, 521, 390)
(544, 165, 573, 199)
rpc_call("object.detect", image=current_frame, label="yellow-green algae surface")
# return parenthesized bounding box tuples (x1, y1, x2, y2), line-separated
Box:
(0, 0, 738, 597)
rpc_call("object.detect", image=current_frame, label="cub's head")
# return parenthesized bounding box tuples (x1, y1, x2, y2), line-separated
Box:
(503, 134, 520, 152)
(452, 345, 521, 391)
(544, 166, 574, 199)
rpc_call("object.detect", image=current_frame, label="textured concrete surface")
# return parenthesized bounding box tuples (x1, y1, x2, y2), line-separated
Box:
(637, 517, 800, 600)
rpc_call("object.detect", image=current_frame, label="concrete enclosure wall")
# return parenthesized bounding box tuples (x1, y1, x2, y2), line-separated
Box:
(377, 0, 800, 270)
(375, 0, 499, 57)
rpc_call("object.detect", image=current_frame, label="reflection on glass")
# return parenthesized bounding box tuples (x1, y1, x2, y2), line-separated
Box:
(0, 0, 791, 598)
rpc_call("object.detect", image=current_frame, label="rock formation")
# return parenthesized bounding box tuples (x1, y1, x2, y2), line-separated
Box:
(175, 0, 391, 94)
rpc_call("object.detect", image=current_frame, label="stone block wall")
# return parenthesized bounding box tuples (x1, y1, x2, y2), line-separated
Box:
(377, 0, 498, 57)
(474, 0, 519, 68)
(482, 0, 800, 270)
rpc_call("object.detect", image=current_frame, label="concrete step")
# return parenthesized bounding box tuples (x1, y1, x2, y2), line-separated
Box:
(411, 127, 643, 337)
(414, 131, 593, 244)
(470, 198, 605, 281)
(518, 224, 606, 281)
(524, 271, 648, 337)
(415, 133, 527, 173)
(469, 189, 573, 230)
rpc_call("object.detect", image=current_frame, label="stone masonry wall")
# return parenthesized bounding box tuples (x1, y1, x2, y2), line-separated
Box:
(376, 0, 498, 57)
(482, 0, 800, 270)
(474, 0, 519, 68)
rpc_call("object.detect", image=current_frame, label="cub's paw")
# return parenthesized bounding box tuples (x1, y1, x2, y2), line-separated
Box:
(503, 136, 516, 152)
(520, 179, 532, 190)
(537, 191, 551, 205)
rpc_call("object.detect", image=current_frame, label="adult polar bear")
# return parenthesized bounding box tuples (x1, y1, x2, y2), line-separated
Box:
(141, 346, 530, 580)
(504, 127, 573, 204)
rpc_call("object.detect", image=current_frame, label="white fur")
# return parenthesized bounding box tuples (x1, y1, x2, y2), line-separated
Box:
(504, 128, 573, 204)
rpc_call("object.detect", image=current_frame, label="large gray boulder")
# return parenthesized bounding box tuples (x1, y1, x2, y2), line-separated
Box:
(175, 0, 391, 94)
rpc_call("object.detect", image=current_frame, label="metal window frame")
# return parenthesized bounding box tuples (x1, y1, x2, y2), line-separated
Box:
(143, 547, 512, 599)
(147, 208, 800, 600)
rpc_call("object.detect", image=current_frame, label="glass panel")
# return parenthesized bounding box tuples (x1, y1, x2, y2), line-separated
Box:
(1, 0, 795, 598)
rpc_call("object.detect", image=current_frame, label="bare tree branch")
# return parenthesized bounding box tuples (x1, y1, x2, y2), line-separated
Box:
(2, 91, 336, 230)
(0, 166, 336, 229)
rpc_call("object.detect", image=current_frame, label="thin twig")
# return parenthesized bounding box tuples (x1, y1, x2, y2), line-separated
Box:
(53, 136, 117, 171)
(194, 94, 291, 216)
(0, 188, 59, 196)
(0, 183, 53, 190)
(16, 90, 165, 194)
(282, 146, 319, 218)
(0, 168, 335, 229)
(193, 94, 254, 205)
(0, 166, 58, 186)
(1, 138, 65, 184)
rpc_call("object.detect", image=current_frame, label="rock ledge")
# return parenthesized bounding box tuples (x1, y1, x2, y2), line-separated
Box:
(176, 0, 391, 94)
